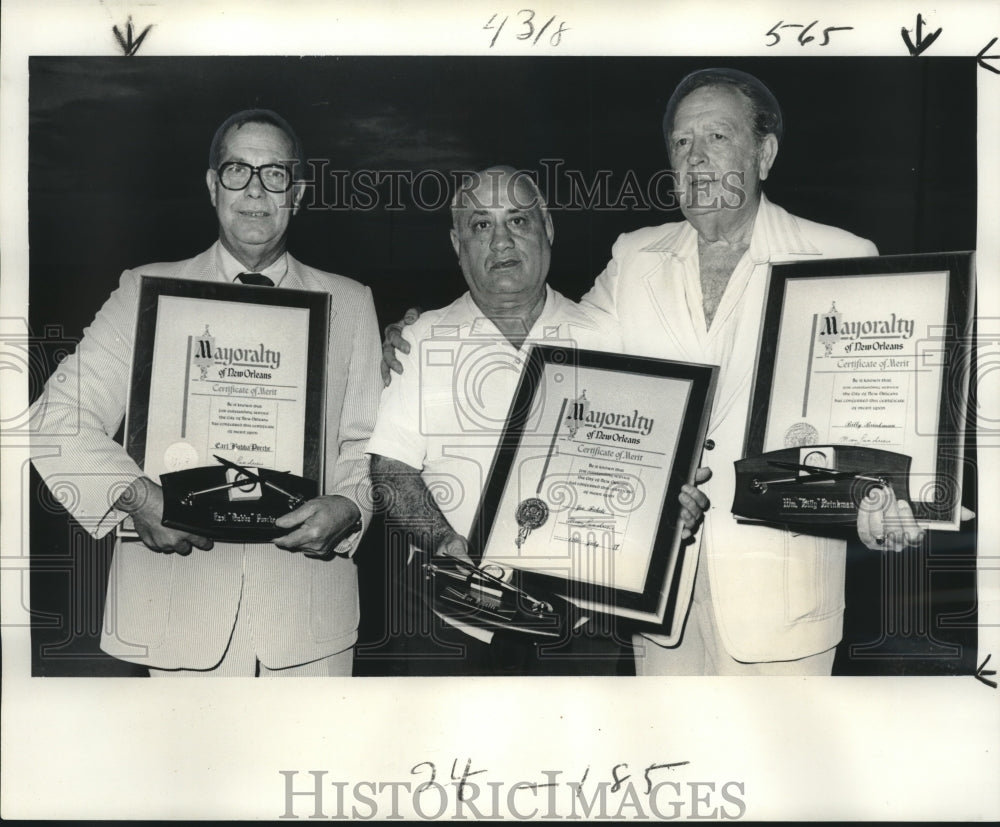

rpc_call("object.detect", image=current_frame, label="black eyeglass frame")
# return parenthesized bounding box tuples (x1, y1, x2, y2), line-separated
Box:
(215, 161, 295, 193)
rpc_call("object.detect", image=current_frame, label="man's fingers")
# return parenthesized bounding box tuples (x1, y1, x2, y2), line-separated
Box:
(380, 313, 418, 386)
(678, 482, 709, 542)
(856, 485, 928, 552)
(447, 548, 473, 566)
(272, 526, 315, 551)
(381, 342, 403, 372)
(856, 489, 881, 549)
(693, 466, 713, 485)
(960, 506, 976, 522)
(169, 539, 193, 556)
(890, 499, 924, 547)
(380, 335, 405, 385)
(271, 500, 315, 550)
(883, 502, 916, 551)
(136, 524, 213, 555)
(859, 483, 894, 513)
(678, 498, 703, 526)
(272, 511, 320, 548)
(680, 484, 709, 511)
(385, 322, 412, 355)
(438, 534, 473, 565)
(273, 501, 312, 531)
(679, 505, 700, 529)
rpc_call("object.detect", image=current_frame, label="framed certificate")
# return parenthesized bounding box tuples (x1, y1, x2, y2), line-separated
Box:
(743, 252, 975, 529)
(123, 276, 330, 537)
(469, 346, 718, 630)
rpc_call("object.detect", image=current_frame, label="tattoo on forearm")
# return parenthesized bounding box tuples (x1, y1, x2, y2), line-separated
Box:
(370, 455, 456, 551)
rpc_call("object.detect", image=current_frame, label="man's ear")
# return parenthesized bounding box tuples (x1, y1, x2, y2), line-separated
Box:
(757, 134, 779, 181)
(450, 228, 460, 259)
(205, 169, 218, 208)
(542, 207, 554, 245)
(292, 180, 305, 215)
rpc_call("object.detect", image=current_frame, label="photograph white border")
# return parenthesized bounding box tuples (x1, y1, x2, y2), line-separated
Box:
(2, 0, 998, 820)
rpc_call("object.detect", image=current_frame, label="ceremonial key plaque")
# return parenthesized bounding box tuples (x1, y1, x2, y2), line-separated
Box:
(124, 276, 329, 541)
(469, 346, 717, 632)
(738, 252, 974, 529)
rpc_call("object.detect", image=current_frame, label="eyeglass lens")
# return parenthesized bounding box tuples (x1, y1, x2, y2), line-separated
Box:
(218, 162, 291, 192)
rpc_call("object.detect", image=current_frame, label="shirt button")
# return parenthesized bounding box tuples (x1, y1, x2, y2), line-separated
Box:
(704, 439, 716, 451)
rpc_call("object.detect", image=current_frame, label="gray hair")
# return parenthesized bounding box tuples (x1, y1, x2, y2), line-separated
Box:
(663, 67, 783, 146)
(208, 108, 306, 177)
(450, 166, 547, 228)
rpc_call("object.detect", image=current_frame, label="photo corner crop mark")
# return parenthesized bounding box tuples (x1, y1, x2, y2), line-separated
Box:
(113, 16, 153, 57)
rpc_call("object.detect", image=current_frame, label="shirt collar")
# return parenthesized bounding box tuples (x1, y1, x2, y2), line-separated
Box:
(462, 285, 555, 342)
(638, 194, 821, 260)
(749, 193, 821, 260)
(214, 241, 289, 286)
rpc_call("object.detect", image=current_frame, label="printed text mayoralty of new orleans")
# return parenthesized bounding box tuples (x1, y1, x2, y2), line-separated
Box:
(824, 311, 915, 353)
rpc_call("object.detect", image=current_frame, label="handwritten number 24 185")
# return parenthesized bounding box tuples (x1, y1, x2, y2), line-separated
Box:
(485, 11, 569, 48)
(766, 20, 853, 47)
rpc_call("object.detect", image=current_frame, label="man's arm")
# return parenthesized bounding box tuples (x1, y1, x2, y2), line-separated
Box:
(272, 493, 362, 560)
(115, 476, 213, 554)
(369, 454, 470, 562)
(855, 485, 975, 552)
(274, 282, 383, 559)
(31, 268, 164, 539)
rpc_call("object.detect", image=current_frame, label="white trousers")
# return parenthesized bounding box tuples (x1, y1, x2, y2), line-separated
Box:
(634, 556, 836, 676)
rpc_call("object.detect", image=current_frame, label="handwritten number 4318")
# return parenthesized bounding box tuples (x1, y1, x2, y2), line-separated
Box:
(485, 11, 569, 48)
(766, 20, 853, 47)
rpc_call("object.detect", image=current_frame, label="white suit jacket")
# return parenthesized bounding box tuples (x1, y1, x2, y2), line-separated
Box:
(30, 244, 383, 670)
(581, 196, 878, 662)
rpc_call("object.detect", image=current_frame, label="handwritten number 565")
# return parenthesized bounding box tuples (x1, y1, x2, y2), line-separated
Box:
(766, 20, 853, 47)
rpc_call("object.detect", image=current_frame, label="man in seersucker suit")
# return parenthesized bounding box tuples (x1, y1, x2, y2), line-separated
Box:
(30, 109, 383, 677)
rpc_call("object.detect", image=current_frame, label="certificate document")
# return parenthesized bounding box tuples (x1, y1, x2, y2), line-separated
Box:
(143, 295, 311, 481)
(473, 346, 717, 628)
(746, 252, 975, 528)
(764, 271, 948, 489)
(126, 276, 330, 488)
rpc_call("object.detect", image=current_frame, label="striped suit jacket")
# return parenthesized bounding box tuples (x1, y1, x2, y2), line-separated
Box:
(30, 244, 383, 670)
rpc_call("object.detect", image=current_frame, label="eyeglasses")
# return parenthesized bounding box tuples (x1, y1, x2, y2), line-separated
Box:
(216, 162, 293, 193)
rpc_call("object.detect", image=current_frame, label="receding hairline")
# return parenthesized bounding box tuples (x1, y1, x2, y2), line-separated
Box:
(450, 167, 548, 225)
(662, 67, 784, 147)
(208, 108, 305, 174)
(669, 82, 756, 131)
(219, 120, 296, 156)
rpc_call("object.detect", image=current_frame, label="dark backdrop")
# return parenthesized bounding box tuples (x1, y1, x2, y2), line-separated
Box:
(27, 56, 978, 676)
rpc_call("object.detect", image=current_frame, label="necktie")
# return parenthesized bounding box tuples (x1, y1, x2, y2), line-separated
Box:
(237, 272, 274, 286)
